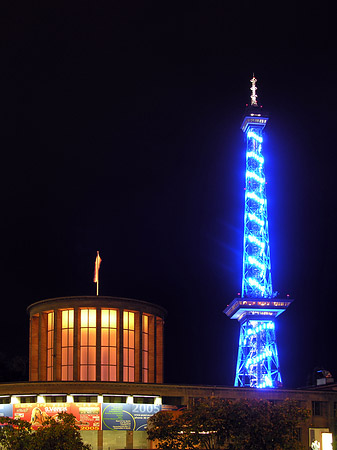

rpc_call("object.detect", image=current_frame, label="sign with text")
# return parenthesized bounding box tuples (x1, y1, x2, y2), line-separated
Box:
(13, 403, 101, 430)
(102, 403, 161, 431)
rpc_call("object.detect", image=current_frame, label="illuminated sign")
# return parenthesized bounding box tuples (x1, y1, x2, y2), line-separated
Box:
(13, 403, 101, 430)
(4, 402, 162, 431)
(102, 403, 161, 431)
(0, 404, 13, 417)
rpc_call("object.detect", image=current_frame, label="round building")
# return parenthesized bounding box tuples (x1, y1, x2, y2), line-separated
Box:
(27, 296, 166, 384)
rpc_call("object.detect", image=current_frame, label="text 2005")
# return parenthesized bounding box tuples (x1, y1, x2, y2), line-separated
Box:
(131, 404, 160, 414)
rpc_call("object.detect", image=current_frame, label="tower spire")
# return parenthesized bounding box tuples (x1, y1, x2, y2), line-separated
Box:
(250, 74, 258, 106)
(224, 77, 293, 388)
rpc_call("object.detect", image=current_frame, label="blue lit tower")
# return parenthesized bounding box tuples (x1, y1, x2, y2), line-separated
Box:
(224, 76, 292, 388)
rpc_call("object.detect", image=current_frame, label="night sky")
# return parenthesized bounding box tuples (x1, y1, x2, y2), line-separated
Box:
(1, 3, 336, 388)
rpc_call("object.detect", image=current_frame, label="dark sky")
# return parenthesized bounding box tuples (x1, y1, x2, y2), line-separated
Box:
(1, 3, 336, 388)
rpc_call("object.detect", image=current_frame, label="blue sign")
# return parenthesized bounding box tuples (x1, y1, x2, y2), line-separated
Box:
(102, 403, 161, 431)
(0, 404, 13, 418)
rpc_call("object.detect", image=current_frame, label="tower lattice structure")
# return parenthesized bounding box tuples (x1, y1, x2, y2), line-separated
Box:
(224, 76, 292, 388)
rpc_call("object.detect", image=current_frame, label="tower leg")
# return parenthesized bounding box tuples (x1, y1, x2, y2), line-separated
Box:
(235, 319, 282, 388)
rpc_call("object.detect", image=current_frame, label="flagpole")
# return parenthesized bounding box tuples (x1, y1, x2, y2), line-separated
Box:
(96, 252, 99, 296)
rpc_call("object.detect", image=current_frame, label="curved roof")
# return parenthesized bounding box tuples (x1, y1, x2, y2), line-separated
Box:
(27, 296, 167, 318)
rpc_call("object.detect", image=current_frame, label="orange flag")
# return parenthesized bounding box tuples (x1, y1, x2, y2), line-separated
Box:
(93, 251, 102, 283)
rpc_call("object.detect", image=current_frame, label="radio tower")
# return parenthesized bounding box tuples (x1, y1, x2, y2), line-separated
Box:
(224, 76, 293, 388)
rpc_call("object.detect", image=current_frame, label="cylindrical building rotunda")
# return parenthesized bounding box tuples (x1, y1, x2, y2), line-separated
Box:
(27, 296, 166, 384)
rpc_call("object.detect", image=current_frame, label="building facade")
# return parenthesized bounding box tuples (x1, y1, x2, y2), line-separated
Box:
(0, 295, 336, 450)
(27, 296, 166, 384)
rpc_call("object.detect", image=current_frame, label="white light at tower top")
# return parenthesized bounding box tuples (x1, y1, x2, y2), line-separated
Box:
(250, 75, 258, 106)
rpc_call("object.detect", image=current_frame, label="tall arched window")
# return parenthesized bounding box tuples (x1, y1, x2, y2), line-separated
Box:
(80, 309, 96, 381)
(123, 311, 135, 382)
(46, 311, 54, 381)
(101, 309, 117, 381)
(142, 314, 149, 382)
(61, 309, 74, 381)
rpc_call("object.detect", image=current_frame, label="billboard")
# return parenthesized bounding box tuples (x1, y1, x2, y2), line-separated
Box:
(13, 403, 101, 430)
(102, 403, 161, 431)
(4, 402, 162, 431)
(0, 404, 13, 418)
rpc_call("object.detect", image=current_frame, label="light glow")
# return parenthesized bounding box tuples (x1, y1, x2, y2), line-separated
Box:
(243, 113, 271, 300)
(248, 256, 266, 271)
(247, 234, 265, 249)
(322, 433, 333, 450)
(250, 76, 258, 106)
(123, 311, 135, 382)
(101, 309, 117, 382)
(247, 151, 264, 164)
(61, 309, 74, 381)
(143, 314, 150, 383)
(246, 170, 265, 184)
(247, 130, 263, 142)
(257, 375, 273, 388)
(246, 191, 265, 205)
(80, 309, 97, 381)
(231, 77, 287, 390)
(247, 322, 275, 336)
(235, 318, 281, 388)
(248, 278, 265, 293)
(247, 213, 264, 226)
(47, 311, 54, 381)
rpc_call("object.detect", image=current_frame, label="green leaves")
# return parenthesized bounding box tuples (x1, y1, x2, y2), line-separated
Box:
(147, 398, 310, 450)
(0, 413, 92, 450)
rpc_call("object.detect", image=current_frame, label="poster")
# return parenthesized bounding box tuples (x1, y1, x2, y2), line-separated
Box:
(13, 403, 101, 430)
(0, 404, 13, 418)
(102, 403, 161, 431)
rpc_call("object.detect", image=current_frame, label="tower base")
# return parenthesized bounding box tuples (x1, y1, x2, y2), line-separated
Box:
(235, 318, 282, 388)
(224, 297, 293, 388)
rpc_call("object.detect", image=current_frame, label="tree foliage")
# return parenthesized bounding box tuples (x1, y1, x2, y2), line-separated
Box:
(0, 417, 33, 450)
(0, 413, 91, 450)
(147, 398, 310, 450)
(146, 411, 187, 450)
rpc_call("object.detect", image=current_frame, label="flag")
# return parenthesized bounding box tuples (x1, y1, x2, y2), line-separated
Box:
(93, 251, 102, 283)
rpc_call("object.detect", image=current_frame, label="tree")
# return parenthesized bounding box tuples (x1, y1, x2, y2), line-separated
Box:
(182, 398, 233, 449)
(147, 398, 310, 450)
(147, 410, 188, 449)
(0, 413, 92, 450)
(0, 417, 33, 450)
(229, 398, 310, 450)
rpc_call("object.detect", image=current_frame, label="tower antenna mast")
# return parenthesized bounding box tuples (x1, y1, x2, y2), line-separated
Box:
(250, 74, 258, 106)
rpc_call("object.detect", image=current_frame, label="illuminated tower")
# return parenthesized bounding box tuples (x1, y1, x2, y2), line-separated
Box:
(224, 76, 292, 388)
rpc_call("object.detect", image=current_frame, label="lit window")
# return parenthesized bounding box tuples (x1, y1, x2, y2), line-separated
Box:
(61, 309, 74, 381)
(80, 309, 97, 381)
(156, 317, 164, 383)
(123, 311, 135, 382)
(47, 311, 54, 381)
(45, 396, 67, 403)
(73, 395, 97, 403)
(142, 314, 149, 383)
(19, 396, 36, 403)
(101, 309, 117, 381)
